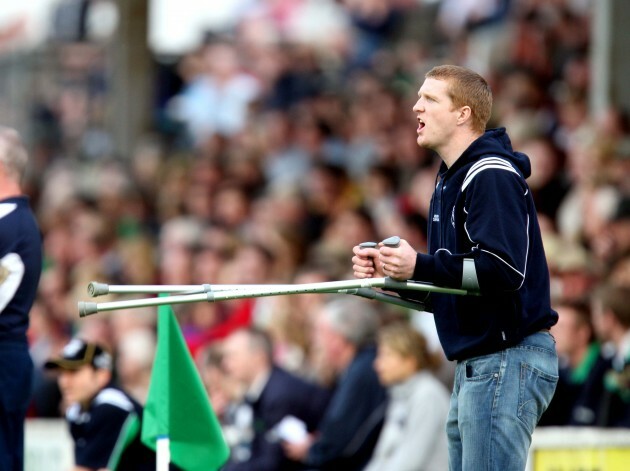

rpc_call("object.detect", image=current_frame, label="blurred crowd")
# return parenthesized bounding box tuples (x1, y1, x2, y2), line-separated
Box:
(6, 0, 630, 466)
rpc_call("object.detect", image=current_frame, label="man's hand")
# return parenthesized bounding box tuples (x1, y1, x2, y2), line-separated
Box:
(353, 237, 417, 281)
(282, 434, 314, 461)
(352, 245, 383, 279)
(377, 238, 417, 281)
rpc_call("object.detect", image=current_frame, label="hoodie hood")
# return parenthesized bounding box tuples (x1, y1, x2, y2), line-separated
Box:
(452, 127, 532, 179)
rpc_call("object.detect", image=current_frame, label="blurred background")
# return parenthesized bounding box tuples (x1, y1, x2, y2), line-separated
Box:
(4, 0, 630, 468)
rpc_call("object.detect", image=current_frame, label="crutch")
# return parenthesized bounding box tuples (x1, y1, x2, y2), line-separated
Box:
(77, 236, 477, 317)
(78, 277, 475, 317)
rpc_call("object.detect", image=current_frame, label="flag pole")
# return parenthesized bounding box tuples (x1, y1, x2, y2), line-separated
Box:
(156, 293, 171, 471)
(156, 435, 170, 471)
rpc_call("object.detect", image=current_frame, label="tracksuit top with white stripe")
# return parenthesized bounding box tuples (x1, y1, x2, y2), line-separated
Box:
(0, 196, 42, 343)
(411, 128, 558, 361)
(67, 386, 156, 470)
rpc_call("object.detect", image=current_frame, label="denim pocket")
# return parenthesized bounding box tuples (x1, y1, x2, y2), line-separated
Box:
(517, 362, 558, 432)
(464, 354, 501, 382)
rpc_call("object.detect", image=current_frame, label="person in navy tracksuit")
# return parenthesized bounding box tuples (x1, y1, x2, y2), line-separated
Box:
(45, 339, 160, 471)
(353, 65, 558, 471)
(0, 127, 42, 471)
(44, 338, 164, 471)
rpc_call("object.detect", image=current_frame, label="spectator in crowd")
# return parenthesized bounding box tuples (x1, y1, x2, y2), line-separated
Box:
(283, 298, 387, 470)
(0, 126, 42, 471)
(591, 282, 630, 427)
(199, 344, 242, 425)
(269, 265, 335, 378)
(167, 40, 261, 147)
(44, 338, 158, 470)
(114, 327, 156, 404)
(158, 216, 203, 286)
(364, 321, 450, 471)
(591, 197, 630, 276)
(540, 301, 611, 426)
(220, 327, 330, 471)
(184, 241, 280, 358)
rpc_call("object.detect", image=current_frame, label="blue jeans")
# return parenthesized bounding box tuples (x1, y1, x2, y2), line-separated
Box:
(447, 332, 558, 471)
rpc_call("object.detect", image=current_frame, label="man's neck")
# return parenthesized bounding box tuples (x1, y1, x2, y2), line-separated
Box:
(246, 366, 272, 402)
(0, 180, 21, 200)
(439, 130, 484, 168)
(337, 345, 357, 374)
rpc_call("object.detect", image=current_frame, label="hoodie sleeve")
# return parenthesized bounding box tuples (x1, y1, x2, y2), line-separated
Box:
(413, 160, 530, 293)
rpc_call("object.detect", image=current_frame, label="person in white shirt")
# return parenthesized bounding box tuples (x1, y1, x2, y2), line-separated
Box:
(364, 321, 450, 471)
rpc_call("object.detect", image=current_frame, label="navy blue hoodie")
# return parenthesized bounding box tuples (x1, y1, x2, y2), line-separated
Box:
(411, 128, 557, 361)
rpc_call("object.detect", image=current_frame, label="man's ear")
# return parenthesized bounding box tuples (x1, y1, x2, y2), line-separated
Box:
(96, 368, 112, 388)
(457, 106, 472, 126)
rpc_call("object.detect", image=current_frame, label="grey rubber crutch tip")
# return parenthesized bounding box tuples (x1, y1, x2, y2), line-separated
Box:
(88, 282, 109, 297)
(382, 236, 401, 247)
(78, 301, 98, 317)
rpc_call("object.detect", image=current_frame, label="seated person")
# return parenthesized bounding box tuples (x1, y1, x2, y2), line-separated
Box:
(221, 327, 330, 471)
(44, 338, 160, 471)
(540, 301, 611, 426)
(364, 321, 450, 471)
(283, 298, 387, 471)
(591, 283, 630, 427)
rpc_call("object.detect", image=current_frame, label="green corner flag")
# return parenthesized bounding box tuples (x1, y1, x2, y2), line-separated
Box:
(141, 304, 230, 471)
